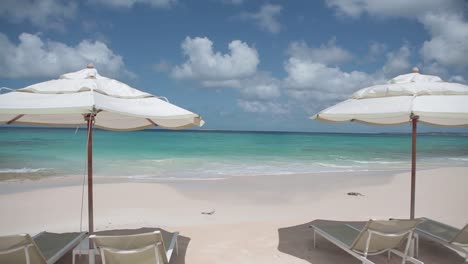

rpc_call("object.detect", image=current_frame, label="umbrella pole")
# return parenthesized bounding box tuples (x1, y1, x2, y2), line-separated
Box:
(86, 114, 94, 235)
(410, 116, 419, 219)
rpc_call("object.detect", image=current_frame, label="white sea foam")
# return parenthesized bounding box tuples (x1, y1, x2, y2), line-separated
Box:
(122, 175, 226, 181)
(140, 159, 177, 164)
(349, 160, 404, 164)
(0, 168, 50, 173)
(448, 157, 468, 162)
(317, 163, 358, 169)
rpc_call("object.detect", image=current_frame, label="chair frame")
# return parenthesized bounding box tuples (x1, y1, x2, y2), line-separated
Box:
(90, 230, 179, 264)
(0, 243, 36, 264)
(99, 242, 162, 264)
(415, 218, 468, 263)
(0, 232, 87, 264)
(311, 223, 424, 264)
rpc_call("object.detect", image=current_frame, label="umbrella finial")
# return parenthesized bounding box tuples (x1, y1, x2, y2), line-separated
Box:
(87, 63, 95, 69)
(411, 67, 419, 73)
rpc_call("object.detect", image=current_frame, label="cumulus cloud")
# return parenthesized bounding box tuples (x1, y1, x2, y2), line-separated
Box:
(420, 13, 468, 69)
(171, 36, 285, 113)
(325, 0, 462, 18)
(237, 100, 289, 114)
(448, 75, 467, 83)
(172, 37, 259, 81)
(325, 0, 468, 72)
(239, 4, 283, 33)
(238, 72, 281, 100)
(202, 72, 284, 112)
(93, 0, 176, 8)
(0, 0, 77, 30)
(0, 33, 130, 78)
(281, 38, 403, 112)
(380, 44, 411, 78)
(287, 38, 353, 65)
(283, 58, 376, 103)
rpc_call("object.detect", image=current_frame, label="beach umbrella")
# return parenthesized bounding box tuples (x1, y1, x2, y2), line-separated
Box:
(312, 68, 468, 219)
(0, 64, 204, 235)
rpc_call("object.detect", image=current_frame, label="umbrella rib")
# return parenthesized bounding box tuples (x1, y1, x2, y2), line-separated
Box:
(146, 118, 158, 127)
(6, 114, 24, 124)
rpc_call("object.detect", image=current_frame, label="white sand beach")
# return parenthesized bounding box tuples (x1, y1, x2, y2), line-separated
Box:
(0, 166, 467, 263)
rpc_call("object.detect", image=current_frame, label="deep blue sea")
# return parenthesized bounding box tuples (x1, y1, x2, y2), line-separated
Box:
(1, 128, 467, 181)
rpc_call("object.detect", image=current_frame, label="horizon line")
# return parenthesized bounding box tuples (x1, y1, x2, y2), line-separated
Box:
(1, 126, 467, 136)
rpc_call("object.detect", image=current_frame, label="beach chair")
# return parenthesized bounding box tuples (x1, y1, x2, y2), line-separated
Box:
(0, 231, 87, 264)
(90, 230, 179, 264)
(415, 217, 468, 262)
(310, 219, 424, 264)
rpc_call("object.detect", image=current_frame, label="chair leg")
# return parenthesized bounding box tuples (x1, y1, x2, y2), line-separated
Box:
(313, 229, 316, 248)
(401, 256, 407, 264)
(89, 250, 96, 264)
(24, 247, 30, 264)
(413, 234, 419, 258)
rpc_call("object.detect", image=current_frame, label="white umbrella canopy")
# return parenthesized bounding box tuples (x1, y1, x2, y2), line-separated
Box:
(0, 65, 204, 238)
(0, 65, 204, 130)
(313, 70, 468, 126)
(312, 68, 468, 219)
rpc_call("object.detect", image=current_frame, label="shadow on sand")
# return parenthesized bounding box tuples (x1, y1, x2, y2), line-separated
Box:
(58, 227, 190, 264)
(277, 219, 464, 264)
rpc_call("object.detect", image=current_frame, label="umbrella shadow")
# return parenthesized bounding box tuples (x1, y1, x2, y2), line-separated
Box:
(277, 220, 464, 264)
(62, 227, 190, 264)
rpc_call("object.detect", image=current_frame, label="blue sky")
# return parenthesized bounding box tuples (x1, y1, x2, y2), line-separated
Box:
(0, 0, 467, 132)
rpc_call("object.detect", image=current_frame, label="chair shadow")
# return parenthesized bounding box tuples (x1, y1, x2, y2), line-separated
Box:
(58, 227, 190, 264)
(277, 219, 363, 264)
(277, 219, 464, 264)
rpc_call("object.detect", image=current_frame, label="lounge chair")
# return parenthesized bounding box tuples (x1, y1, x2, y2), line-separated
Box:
(90, 230, 178, 264)
(415, 217, 468, 262)
(0, 231, 87, 264)
(310, 219, 424, 264)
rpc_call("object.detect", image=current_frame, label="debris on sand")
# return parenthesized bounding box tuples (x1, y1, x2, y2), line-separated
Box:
(201, 209, 216, 215)
(347, 192, 365, 196)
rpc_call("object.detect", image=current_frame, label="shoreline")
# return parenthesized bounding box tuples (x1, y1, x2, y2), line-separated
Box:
(0, 167, 410, 195)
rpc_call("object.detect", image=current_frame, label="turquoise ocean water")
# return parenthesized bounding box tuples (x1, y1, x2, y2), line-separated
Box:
(1, 128, 467, 181)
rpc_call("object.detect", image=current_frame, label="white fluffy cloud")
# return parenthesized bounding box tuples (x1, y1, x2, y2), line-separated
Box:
(0, 33, 130, 78)
(380, 44, 411, 78)
(238, 72, 281, 100)
(325, 0, 468, 72)
(283, 38, 365, 105)
(201, 72, 284, 112)
(283, 58, 376, 103)
(239, 4, 283, 33)
(171, 36, 285, 113)
(420, 13, 468, 68)
(287, 39, 353, 65)
(326, 0, 462, 18)
(0, 0, 77, 30)
(237, 100, 289, 114)
(281, 38, 409, 112)
(172, 37, 259, 81)
(94, 0, 176, 8)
